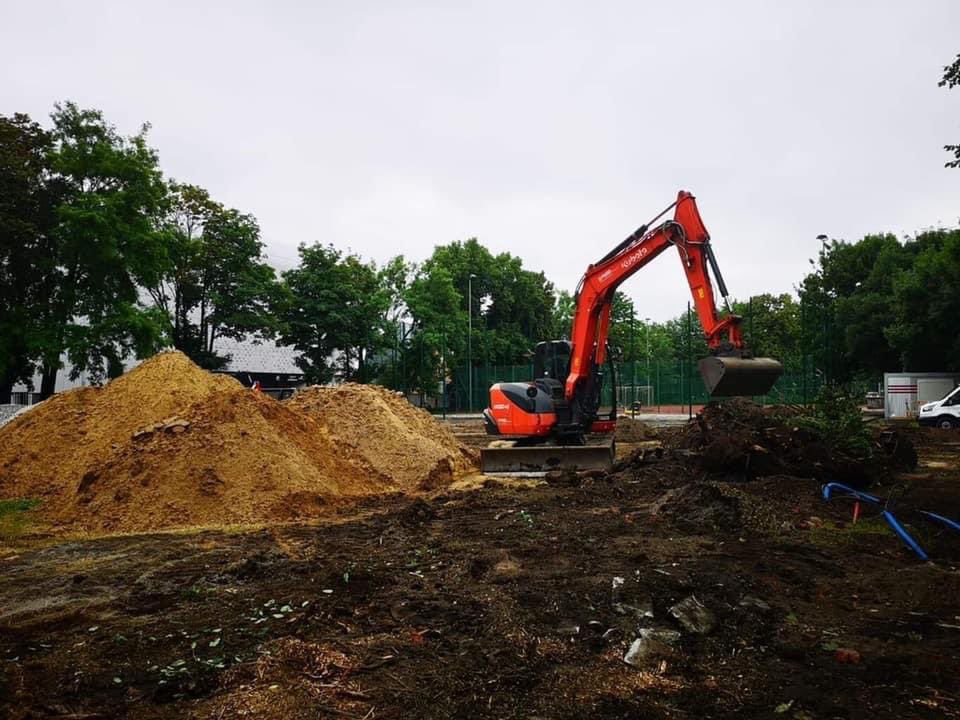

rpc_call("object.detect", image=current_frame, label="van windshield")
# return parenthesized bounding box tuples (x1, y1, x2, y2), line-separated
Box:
(942, 385, 960, 404)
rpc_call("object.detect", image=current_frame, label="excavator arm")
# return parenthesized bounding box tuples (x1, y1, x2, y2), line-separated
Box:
(564, 190, 781, 421)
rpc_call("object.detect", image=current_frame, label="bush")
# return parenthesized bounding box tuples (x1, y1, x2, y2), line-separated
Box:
(796, 385, 872, 457)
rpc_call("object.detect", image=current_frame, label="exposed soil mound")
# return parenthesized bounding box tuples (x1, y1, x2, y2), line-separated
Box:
(614, 417, 658, 442)
(649, 483, 742, 531)
(287, 384, 477, 490)
(674, 399, 915, 486)
(0, 352, 388, 534)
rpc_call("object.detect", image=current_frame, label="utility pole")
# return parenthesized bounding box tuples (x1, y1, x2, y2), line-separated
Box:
(687, 302, 693, 420)
(801, 297, 806, 405)
(631, 309, 637, 417)
(441, 322, 447, 420)
(645, 317, 651, 408)
(468, 273, 476, 413)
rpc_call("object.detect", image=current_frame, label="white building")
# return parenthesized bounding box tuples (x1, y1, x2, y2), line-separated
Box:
(883, 372, 960, 419)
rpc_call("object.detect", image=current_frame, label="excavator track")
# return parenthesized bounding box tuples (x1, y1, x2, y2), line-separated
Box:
(480, 436, 615, 474)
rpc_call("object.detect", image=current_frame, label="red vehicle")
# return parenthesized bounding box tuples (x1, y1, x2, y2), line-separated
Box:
(481, 190, 783, 472)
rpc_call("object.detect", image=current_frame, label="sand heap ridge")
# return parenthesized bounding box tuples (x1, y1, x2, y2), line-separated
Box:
(0, 352, 403, 534)
(286, 384, 478, 490)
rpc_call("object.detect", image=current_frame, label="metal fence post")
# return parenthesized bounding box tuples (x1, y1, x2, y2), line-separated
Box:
(687, 301, 693, 419)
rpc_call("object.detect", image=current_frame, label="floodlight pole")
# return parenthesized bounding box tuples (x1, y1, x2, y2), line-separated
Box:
(468, 273, 476, 413)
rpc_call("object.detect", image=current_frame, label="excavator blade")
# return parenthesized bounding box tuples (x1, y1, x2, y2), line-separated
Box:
(481, 437, 615, 474)
(698, 356, 784, 397)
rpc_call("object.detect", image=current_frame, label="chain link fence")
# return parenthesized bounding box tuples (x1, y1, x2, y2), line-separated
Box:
(384, 359, 850, 414)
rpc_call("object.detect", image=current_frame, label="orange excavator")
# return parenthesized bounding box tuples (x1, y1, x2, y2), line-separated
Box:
(480, 190, 783, 473)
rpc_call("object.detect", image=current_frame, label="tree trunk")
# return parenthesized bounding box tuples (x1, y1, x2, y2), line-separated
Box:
(0, 374, 14, 404)
(199, 294, 207, 353)
(40, 363, 58, 400)
(173, 283, 182, 348)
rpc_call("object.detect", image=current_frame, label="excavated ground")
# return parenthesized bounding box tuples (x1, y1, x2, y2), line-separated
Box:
(2, 423, 959, 719)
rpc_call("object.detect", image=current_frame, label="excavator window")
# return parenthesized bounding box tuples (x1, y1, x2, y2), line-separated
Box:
(533, 341, 571, 381)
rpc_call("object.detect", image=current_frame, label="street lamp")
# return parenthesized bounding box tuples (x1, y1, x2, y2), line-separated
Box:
(630, 309, 637, 417)
(645, 317, 651, 407)
(468, 273, 477, 413)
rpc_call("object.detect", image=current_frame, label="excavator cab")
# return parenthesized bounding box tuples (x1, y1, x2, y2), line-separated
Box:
(533, 340, 571, 382)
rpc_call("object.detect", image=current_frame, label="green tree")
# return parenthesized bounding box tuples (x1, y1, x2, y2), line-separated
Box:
(0, 113, 59, 401)
(415, 238, 559, 373)
(39, 102, 169, 396)
(798, 234, 914, 382)
(886, 228, 960, 371)
(193, 205, 278, 368)
(279, 243, 389, 383)
(403, 263, 464, 393)
(553, 290, 575, 339)
(336, 254, 390, 381)
(732, 293, 801, 373)
(939, 52, 960, 168)
(378, 255, 413, 386)
(147, 182, 279, 369)
(606, 292, 638, 361)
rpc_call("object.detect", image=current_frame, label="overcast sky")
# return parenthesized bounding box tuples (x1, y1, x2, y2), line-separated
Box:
(4, 1, 959, 321)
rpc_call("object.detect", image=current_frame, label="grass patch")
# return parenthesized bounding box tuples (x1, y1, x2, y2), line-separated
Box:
(0, 498, 41, 541)
(808, 516, 890, 547)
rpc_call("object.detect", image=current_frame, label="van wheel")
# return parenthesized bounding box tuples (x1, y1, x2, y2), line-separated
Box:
(936, 416, 958, 430)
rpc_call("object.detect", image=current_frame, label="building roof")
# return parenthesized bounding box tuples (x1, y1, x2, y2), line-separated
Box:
(216, 338, 302, 375)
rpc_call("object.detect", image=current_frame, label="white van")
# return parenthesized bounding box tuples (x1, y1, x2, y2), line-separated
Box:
(918, 385, 960, 429)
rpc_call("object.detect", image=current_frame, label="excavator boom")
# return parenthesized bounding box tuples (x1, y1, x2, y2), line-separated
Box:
(564, 190, 780, 407)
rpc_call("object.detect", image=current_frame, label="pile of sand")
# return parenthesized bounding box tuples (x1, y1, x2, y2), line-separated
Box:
(615, 417, 658, 442)
(287, 384, 478, 490)
(0, 352, 394, 534)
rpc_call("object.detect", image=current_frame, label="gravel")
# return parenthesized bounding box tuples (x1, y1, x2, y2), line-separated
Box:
(0, 404, 33, 428)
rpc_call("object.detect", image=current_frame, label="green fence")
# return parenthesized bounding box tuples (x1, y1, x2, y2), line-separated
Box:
(438, 358, 841, 414)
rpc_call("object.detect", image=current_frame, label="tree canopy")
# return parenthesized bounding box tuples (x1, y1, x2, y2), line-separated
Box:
(3, 99, 959, 405)
(277, 243, 389, 383)
(33, 103, 169, 395)
(147, 182, 279, 370)
(940, 52, 960, 168)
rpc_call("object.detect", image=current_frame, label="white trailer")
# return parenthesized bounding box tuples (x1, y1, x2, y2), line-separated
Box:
(884, 372, 960, 419)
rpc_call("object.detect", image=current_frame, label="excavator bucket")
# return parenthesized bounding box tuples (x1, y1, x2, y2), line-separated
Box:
(481, 437, 615, 474)
(698, 356, 784, 397)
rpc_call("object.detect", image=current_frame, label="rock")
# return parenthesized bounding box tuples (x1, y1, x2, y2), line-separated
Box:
(835, 647, 861, 664)
(739, 595, 771, 611)
(490, 557, 522, 581)
(669, 595, 716, 634)
(613, 600, 654, 620)
(623, 628, 681, 666)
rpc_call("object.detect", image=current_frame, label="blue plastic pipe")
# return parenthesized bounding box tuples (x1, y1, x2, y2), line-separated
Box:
(919, 511, 960, 534)
(821, 482, 882, 505)
(882, 510, 929, 561)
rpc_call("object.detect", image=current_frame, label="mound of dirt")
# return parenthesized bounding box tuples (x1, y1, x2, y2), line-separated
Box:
(0, 352, 389, 534)
(287, 384, 477, 490)
(675, 399, 916, 486)
(614, 417, 657, 442)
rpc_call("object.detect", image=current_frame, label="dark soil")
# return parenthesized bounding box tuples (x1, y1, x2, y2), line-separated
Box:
(1, 424, 959, 719)
(680, 400, 918, 486)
